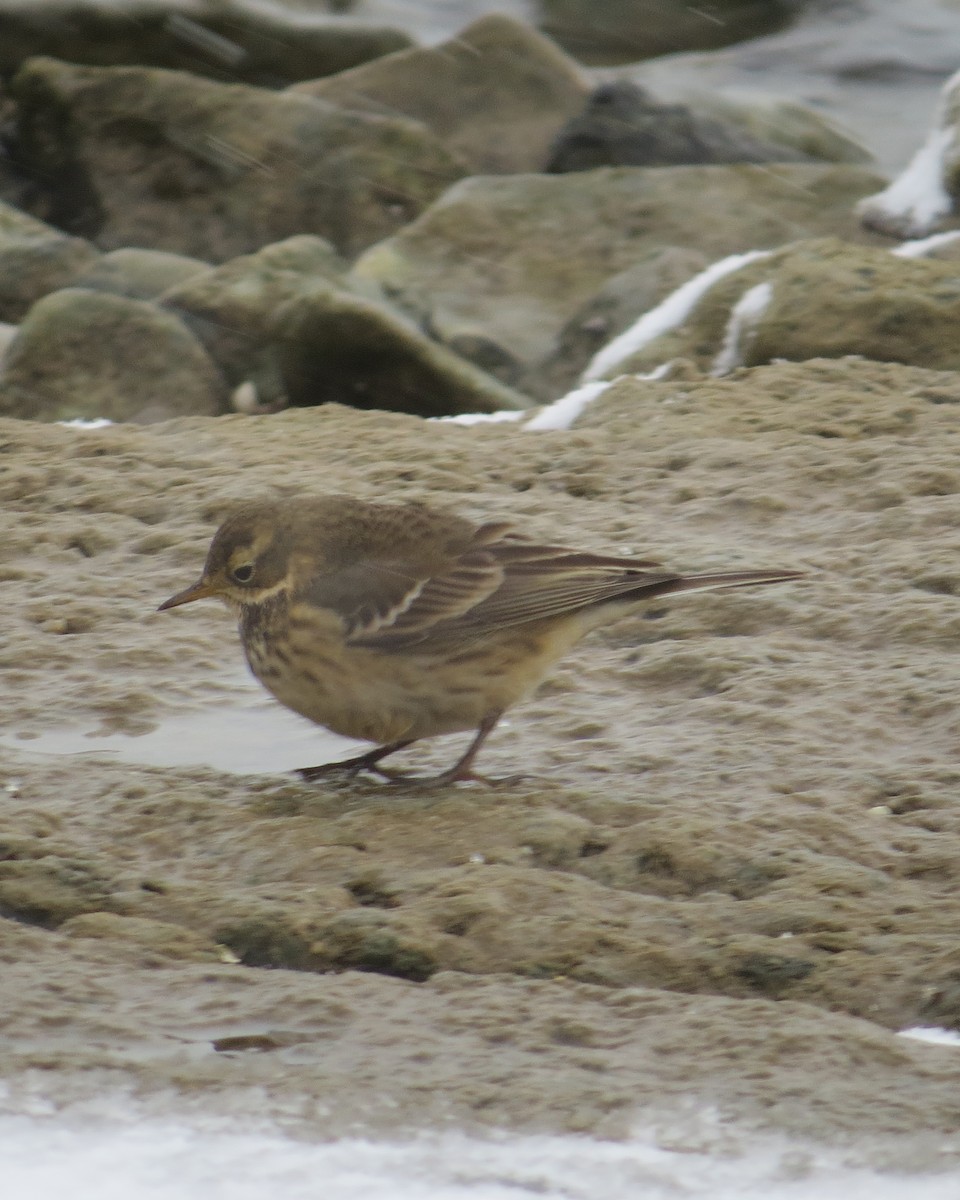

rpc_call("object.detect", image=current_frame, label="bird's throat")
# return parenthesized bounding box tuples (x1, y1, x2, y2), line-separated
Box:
(238, 590, 290, 643)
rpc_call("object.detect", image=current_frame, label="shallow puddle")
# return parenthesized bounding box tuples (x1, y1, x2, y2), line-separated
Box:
(1, 687, 361, 776)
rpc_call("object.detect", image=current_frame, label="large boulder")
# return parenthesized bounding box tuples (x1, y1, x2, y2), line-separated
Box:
(584, 237, 960, 379)
(0, 200, 100, 322)
(292, 14, 590, 175)
(536, 0, 795, 62)
(704, 91, 872, 166)
(0, 0, 411, 85)
(352, 164, 885, 398)
(621, 4, 960, 177)
(161, 234, 532, 416)
(275, 285, 533, 418)
(547, 81, 810, 172)
(0, 287, 228, 421)
(8, 57, 466, 261)
(161, 235, 348, 402)
(537, 246, 710, 397)
(74, 246, 210, 300)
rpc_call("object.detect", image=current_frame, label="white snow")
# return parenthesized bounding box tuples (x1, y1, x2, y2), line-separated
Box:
(898, 1026, 960, 1047)
(857, 126, 955, 237)
(892, 229, 960, 258)
(438, 363, 673, 433)
(57, 417, 114, 429)
(230, 380, 261, 413)
(581, 249, 774, 383)
(857, 67, 960, 239)
(711, 281, 774, 376)
(0, 321, 16, 359)
(523, 380, 611, 430)
(438, 409, 525, 426)
(641, 362, 675, 381)
(3, 1115, 960, 1200)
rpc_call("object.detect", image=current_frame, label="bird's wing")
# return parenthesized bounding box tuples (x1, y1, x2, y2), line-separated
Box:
(302, 523, 796, 651)
(452, 543, 674, 634)
(315, 538, 669, 650)
(303, 552, 507, 643)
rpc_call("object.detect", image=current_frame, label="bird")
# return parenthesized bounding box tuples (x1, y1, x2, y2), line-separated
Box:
(158, 494, 802, 785)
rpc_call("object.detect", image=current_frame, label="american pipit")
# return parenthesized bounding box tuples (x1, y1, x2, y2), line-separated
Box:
(159, 495, 801, 784)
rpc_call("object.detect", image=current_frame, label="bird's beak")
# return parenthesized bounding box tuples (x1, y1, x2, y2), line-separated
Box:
(158, 578, 218, 611)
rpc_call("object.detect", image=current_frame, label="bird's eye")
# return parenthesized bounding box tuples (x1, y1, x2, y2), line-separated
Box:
(231, 564, 254, 585)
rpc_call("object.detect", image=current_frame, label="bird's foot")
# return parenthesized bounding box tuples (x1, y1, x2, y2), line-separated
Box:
(297, 758, 525, 788)
(297, 760, 374, 781)
(296, 725, 523, 788)
(297, 743, 412, 782)
(388, 769, 527, 789)
(297, 738, 417, 782)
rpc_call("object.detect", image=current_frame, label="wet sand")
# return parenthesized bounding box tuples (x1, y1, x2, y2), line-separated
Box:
(3, 356, 960, 1160)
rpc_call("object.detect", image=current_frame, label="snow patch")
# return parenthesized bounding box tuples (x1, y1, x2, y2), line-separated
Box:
(892, 229, 960, 259)
(712, 281, 773, 376)
(857, 67, 960, 238)
(582, 250, 774, 383)
(437, 410, 525, 426)
(3, 1115, 960, 1200)
(898, 1026, 960, 1047)
(524, 380, 611, 431)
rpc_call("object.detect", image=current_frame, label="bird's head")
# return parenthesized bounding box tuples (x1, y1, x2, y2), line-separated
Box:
(158, 502, 294, 612)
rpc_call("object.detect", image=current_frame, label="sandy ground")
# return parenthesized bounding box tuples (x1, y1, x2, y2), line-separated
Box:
(3, 356, 960, 1161)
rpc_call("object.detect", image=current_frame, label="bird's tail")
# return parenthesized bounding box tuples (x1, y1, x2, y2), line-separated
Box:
(653, 569, 804, 598)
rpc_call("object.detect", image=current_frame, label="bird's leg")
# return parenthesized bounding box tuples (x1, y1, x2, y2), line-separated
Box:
(426, 712, 508, 786)
(297, 739, 416, 781)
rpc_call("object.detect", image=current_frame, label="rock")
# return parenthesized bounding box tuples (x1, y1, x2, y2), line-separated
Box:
(516, 809, 605, 869)
(160, 235, 348, 402)
(0, 0, 412, 86)
(746, 238, 960, 374)
(309, 910, 439, 981)
(624, 6, 960, 179)
(74, 246, 210, 300)
(277, 286, 534, 417)
(547, 81, 810, 172)
(0, 287, 228, 421)
(8, 57, 466, 261)
(536, 0, 795, 63)
(61, 911, 221, 960)
(0, 199, 100, 322)
(0, 853, 115, 927)
(585, 236, 960, 379)
(216, 907, 438, 981)
(538, 246, 709, 397)
(0, 126, 33, 212)
(213, 912, 316, 972)
(292, 13, 590, 175)
(162, 233, 529, 416)
(352, 163, 885, 399)
(733, 947, 816, 994)
(0, 322, 16, 367)
(704, 91, 872, 166)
